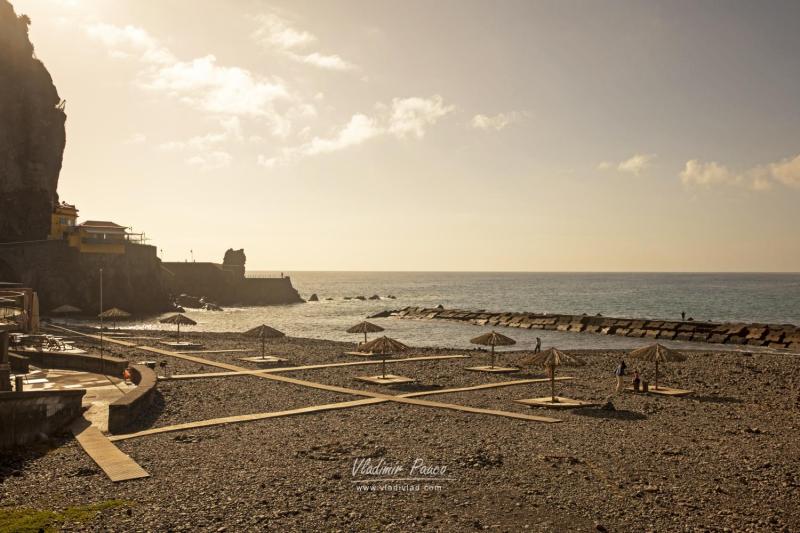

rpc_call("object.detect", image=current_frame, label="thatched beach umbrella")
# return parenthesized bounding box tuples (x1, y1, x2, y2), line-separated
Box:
(98, 307, 131, 330)
(160, 313, 197, 341)
(244, 324, 286, 359)
(628, 343, 686, 390)
(517, 348, 586, 402)
(470, 331, 516, 369)
(360, 336, 408, 379)
(52, 304, 82, 315)
(346, 321, 385, 345)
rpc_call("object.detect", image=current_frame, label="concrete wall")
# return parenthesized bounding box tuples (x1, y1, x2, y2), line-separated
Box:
(108, 363, 157, 435)
(0, 389, 84, 450)
(0, 240, 171, 313)
(395, 307, 800, 352)
(12, 349, 128, 377)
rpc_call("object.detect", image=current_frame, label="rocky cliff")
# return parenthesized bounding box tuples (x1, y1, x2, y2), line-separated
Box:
(0, 0, 66, 243)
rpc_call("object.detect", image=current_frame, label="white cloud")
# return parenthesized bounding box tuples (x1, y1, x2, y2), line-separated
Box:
(471, 111, 523, 131)
(186, 151, 232, 171)
(260, 95, 453, 167)
(597, 153, 656, 176)
(617, 153, 655, 175)
(387, 96, 454, 138)
(160, 117, 244, 153)
(680, 160, 739, 187)
(251, 12, 356, 71)
(769, 154, 800, 188)
(85, 23, 175, 64)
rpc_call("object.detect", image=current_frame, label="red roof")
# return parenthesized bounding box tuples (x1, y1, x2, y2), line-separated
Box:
(78, 220, 126, 229)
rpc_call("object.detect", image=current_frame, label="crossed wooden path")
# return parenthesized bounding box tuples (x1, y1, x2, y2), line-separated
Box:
(52, 326, 569, 482)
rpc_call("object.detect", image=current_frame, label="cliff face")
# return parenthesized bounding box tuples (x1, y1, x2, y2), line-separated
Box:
(0, 0, 66, 243)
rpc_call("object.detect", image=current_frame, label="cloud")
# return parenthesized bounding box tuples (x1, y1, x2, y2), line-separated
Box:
(86, 23, 302, 137)
(617, 153, 655, 175)
(677, 155, 800, 192)
(769, 154, 800, 188)
(260, 95, 453, 167)
(387, 96, 454, 138)
(186, 151, 232, 171)
(597, 153, 656, 176)
(251, 12, 356, 71)
(471, 112, 523, 131)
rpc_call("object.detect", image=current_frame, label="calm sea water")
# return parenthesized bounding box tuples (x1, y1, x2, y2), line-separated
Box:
(115, 272, 800, 352)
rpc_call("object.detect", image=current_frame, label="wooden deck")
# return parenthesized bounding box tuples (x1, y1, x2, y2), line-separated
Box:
(70, 417, 149, 482)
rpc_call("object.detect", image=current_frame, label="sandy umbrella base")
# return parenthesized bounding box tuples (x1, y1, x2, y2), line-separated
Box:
(465, 365, 519, 373)
(515, 396, 600, 408)
(354, 375, 417, 385)
(625, 385, 693, 397)
(238, 356, 288, 364)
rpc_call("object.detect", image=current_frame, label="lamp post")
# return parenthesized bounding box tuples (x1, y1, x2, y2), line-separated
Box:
(99, 267, 104, 373)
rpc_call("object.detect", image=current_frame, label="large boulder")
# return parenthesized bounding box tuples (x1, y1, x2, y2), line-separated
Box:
(0, 1, 66, 242)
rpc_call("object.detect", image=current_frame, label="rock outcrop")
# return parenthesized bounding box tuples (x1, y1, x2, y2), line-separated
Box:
(0, 0, 66, 242)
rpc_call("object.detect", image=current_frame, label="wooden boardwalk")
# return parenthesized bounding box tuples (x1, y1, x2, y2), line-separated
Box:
(54, 327, 564, 436)
(110, 378, 568, 441)
(70, 417, 149, 482)
(161, 354, 470, 380)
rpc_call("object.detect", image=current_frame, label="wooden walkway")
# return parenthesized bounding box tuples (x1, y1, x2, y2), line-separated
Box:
(55, 327, 564, 431)
(70, 417, 149, 482)
(161, 354, 470, 380)
(174, 348, 249, 354)
(110, 377, 569, 441)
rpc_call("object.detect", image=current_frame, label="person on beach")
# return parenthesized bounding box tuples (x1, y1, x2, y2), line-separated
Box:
(534, 337, 542, 353)
(614, 358, 627, 393)
(681, 311, 686, 321)
(632, 369, 641, 392)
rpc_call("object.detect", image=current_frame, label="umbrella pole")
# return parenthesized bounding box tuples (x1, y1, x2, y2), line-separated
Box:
(177, 323, 180, 342)
(261, 336, 265, 359)
(490, 344, 495, 369)
(551, 367, 556, 402)
(364, 332, 367, 345)
(382, 355, 387, 379)
(655, 361, 659, 390)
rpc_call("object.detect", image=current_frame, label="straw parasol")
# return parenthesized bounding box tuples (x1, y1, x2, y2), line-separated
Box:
(98, 307, 131, 329)
(360, 335, 408, 379)
(160, 313, 197, 341)
(517, 348, 586, 402)
(628, 343, 686, 390)
(243, 324, 286, 359)
(346, 321, 385, 345)
(52, 304, 82, 315)
(470, 331, 516, 369)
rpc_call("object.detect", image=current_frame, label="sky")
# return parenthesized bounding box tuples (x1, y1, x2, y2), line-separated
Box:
(12, 0, 800, 271)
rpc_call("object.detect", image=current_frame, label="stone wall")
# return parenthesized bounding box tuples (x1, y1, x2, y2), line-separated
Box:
(12, 348, 128, 377)
(0, 0, 66, 243)
(392, 307, 800, 352)
(107, 363, 157, 435)
(0, 389, 84, 450)
(0, 240, 172, 313)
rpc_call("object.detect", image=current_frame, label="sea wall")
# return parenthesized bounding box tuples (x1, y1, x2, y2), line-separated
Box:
(391, 307, 800, 352)
(162, 261, 304, 305)
(0, 389, 84, 450)
(107, 363, 157, 435)
(0, 240, 172, 313)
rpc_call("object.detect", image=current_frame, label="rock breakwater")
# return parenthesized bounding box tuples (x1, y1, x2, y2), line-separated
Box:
(391, 307, 800, 352)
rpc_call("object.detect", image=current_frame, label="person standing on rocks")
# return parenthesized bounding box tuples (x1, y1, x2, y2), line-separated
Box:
(681, 311, 686, 321)
(534, 337, 541, 353)
(614, 358, 627, 393)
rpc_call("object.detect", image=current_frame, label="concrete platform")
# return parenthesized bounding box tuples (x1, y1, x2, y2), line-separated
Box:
(239, 356, 288, 364)
(465, 366, 519, 373)
(160, 341, 203, 349)
(627, 385, 693, 397)
(354, 374, 416, 385)
(515, 396, 598, 408)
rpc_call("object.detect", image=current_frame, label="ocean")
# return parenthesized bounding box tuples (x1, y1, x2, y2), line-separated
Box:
(119, 272, 800, 352)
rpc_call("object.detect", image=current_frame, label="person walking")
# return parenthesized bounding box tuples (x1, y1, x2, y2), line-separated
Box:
(534, 337, 542, 353)
(614, 358, 627, 393)
(681, 311, 686, 321)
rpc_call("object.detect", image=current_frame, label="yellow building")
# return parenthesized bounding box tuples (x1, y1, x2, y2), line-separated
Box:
(48, 202, 78, 240)
(68, 221, 128, 254)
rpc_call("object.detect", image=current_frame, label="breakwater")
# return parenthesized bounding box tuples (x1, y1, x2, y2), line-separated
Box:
(389, 307, 800, 352)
